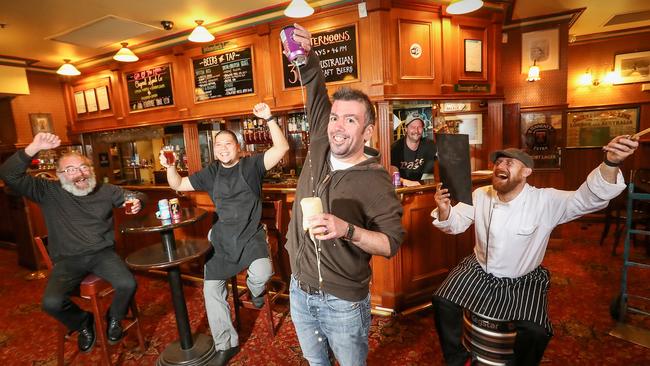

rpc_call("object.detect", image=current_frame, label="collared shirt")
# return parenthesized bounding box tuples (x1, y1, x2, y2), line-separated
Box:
(431, 167, 626, 278)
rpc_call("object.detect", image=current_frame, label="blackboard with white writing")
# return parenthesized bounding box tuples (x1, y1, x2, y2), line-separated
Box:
(126, 65, 174, 111)
(283, 25, 358, 88)
(193, 47, 255, 101)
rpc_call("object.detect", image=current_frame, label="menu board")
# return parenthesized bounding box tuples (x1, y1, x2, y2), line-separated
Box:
(126, 64, 174, 111)
(283, 24, 358, 89)
(192, 47, 255, 101)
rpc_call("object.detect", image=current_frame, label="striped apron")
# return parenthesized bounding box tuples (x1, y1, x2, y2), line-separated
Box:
(435, 254, 553, 334)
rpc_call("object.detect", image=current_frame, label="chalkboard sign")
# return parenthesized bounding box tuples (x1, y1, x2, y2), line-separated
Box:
(193, 47, 255, 101)
(126, 64, 174, 111)
(283, 24, 358, 89)
(436, 134, 472, 205)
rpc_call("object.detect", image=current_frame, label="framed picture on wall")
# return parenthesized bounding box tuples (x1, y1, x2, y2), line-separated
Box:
(521, 28, 559, 74)
(614, 50, 650, 84)
(443, 113, 482, 145)
(566, 107, 639, 148)
(464, 39, 482, 73)
(520, 109, 564, 169)
(29, 113, 53, 136)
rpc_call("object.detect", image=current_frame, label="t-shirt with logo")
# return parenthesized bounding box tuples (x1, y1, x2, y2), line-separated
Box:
(390, 137, 437, 181)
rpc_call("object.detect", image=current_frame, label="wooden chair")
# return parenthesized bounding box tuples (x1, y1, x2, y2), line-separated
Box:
(34, 236, 145, 366)
(230, 201, 287, 336)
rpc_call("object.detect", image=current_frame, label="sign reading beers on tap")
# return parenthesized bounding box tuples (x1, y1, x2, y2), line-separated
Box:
(282, 24, 359, 88)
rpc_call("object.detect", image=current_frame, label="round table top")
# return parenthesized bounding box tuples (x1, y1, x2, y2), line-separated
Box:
(120, 207, 208, 234)
(126, 238, 212, 270)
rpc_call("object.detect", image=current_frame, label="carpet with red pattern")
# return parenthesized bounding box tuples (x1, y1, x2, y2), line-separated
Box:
(1, 222, 649, 365)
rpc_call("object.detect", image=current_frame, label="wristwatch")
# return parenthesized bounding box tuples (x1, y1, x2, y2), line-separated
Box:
(344, 223, 355, 241)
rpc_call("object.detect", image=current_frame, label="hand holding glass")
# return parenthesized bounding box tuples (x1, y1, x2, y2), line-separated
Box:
(124, 192, 138, 215)
(161, 146, 176, 166)
(300, 197, 323, 232)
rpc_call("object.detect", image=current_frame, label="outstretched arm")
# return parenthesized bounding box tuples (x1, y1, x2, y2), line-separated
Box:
(600, 135, 639, 183)
(25, 133, 61, 157)
(159, 151, 195, 191)
(253, 103, 290, 170)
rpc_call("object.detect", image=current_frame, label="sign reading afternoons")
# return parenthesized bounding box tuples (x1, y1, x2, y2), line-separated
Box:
(126, 65, 174, 111)
(193, 47, 255, 102)
(283, 24, 358, 88)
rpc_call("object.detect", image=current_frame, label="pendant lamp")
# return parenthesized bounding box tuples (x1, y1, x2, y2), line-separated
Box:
(56, 59, 81, 76)
(284, 0, 314, 18)
(447, 0, 484, 15)
(113, 43, 139, 62)
(188, 20, 215, 43)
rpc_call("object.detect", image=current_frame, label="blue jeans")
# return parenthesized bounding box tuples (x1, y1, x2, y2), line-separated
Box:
(289, 276, 371, 366)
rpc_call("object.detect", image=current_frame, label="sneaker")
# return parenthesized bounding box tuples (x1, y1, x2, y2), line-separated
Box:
(250, 291, 266, 309)
(78, 313, 96, 353)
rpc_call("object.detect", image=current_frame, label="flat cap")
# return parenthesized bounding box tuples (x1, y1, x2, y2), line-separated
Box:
(489, 148, 534, 168)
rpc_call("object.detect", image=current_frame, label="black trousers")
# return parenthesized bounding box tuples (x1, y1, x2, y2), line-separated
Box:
(41, 248, 137, 332)
(432, 296, 551, 366)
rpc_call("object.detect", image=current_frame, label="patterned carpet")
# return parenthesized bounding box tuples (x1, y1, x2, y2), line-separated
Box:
(1, 222, 650, 365)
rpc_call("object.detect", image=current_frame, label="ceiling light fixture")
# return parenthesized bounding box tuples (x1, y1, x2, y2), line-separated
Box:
(446, 0, 484, 15)
(188, 20, 214, 43)
(56, 59, 81, 76)
(284, 0, 314, 18)
(527, 60, 540, 82)
(113, 42, 139, 62)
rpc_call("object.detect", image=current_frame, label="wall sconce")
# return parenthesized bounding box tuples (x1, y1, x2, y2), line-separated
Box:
(56, 59, 81, 76)
(113, 42, 139, 62)
(188, 20, 215, 43)
(526, 60, 540, 82)
(578, 68, 621, 86)
(447, 0, 484, 15)
(284, 0, 314, 18)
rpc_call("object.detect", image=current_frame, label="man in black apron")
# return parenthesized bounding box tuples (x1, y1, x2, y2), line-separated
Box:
(160, 103, 289, 366)
(431, 137, 638, 366)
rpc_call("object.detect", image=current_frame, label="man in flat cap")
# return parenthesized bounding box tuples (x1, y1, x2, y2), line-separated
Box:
(390, 112, 437, 186)
(430, 135, 638, 365)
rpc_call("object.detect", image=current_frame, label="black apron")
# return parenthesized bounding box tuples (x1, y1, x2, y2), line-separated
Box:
(205, 162, 268, 280)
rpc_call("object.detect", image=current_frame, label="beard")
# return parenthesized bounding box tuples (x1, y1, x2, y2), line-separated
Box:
(491, 170, 524, 195)
(59, 173, 97, 196)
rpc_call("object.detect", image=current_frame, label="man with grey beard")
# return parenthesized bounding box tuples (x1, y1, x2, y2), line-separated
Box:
(0, 132, 144, 354)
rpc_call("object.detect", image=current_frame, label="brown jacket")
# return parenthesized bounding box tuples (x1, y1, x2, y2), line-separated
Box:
(285, 53, 404, 302)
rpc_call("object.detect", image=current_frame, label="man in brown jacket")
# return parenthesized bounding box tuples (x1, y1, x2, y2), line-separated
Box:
(282, 24, 404, 366)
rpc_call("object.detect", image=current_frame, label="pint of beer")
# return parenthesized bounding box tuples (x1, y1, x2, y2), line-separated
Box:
(300, 197, 323, 231)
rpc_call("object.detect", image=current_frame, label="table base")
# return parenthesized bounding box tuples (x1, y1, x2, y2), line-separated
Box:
(157, 333, 217, 366)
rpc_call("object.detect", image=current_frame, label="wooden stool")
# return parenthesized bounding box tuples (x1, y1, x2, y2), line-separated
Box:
(34, 236, 145, 365)
(462, 310, 516, 366)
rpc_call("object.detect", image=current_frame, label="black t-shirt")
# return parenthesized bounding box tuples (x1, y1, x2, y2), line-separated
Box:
(390, 137, 437, 181)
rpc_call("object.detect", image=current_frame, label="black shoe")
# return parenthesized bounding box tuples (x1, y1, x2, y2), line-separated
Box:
(106, 315, 124, 345)
(212, 346, 240, 366)
(250, 291, 266, 309)
(78, 313, 96, 353)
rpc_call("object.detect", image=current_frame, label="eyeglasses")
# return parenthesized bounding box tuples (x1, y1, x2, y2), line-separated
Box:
(58, 165, 91, 174)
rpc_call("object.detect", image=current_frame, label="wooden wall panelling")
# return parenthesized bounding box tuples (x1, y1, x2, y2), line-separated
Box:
(0, 99, 17, 148)
(387, 7, 442, 97)
(398, 19, 434, 80)
(366, 2, 392, 96)
(10, 71, 70, 146)
(183, 122, 201, 174)
(68, 72, 119, 133)
(485, 99, 504, 166)
(376, 101, 392, 169)
(502, 102, 520, 147)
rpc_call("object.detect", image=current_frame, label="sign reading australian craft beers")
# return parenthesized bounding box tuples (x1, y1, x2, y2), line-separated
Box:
(126, 64, 174, 111)
(192, 47, 255, 102)
(283, 24, 358, 88)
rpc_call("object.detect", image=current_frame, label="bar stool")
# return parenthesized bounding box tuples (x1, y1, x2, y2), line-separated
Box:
(462, 309, 516, 366)
(34, 236, 145, 366)
(230, 222, 287, 336)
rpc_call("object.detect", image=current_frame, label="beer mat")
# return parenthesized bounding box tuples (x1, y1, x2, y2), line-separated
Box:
(632, 127, 650, 140)
(435, 134, 472, 205)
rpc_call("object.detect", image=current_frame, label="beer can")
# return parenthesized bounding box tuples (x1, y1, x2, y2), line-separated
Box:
(392, 171, 401, 187)
(156, 199, 171, 220)
(280, 26, 307, 66)
(169, 198, 181, 220)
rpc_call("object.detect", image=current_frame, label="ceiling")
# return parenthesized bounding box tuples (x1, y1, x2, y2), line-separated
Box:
(0, 0, 649, 72)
